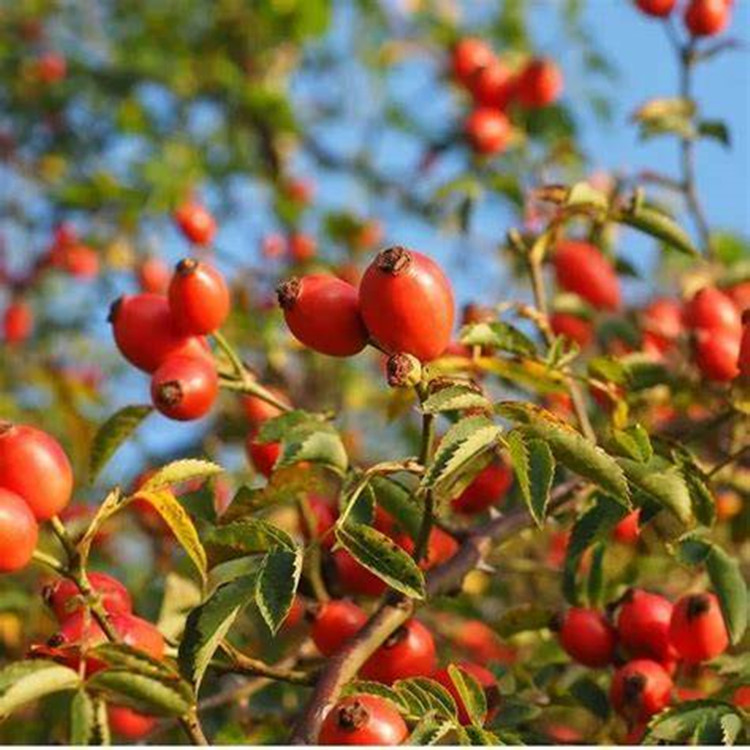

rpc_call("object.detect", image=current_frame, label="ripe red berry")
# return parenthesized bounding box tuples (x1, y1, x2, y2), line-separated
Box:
(333, 549, 387, 597)
(360, 619, 437, 684)
(550, 312, 594, 348)
(168, 259, 230, 335)
(733, 685, 750, 709)
(433, 662, 498, 725)
(636, 0, 678, 17)
(452, 619, 517, 665)
(241, 388, 289, 426)
(451, 38, 496, 86)
(3, 300, 33, 344)
(641, 298, 684, 352)
(452, 459, 513, 515)
(465, 108, 511, 155)
(108, 705, 157, 740)
(0, 423, 73, 521)
(245, 430, 281, 478)
(311, 600, 367, 657)
(302, 495, 337, 549)
(684, 0, 730, 36)
(359, 247, 455, 362)
(516, 58, 563, 108)
(393, 526, 459, 571)
(616, 589, 678, 664)
(62, 244, 99, 279)
(669, 592, 729, 663)
(174, 202, 216, 247)
(558, 608, 617, 668)
(469, 59, 516, 109)
(739, 320, 750, 376)
(693, 329, 740, 381)
(319, 695, 408, 746)
(725, 280, 750, 314)
(277, 275, 369, 357)
(137, 257, 170, 294)
(684, 287, 742, 336)
(611, 659, 673, 721)
(0, 488, 38, 573)
(289, 233, 317, 262)
(34, 52, 67, 84)
(553, 240, 621, 311)
(150, 355, 218, 421)
(109, 294, 210, 373)
(44, 572, 132, 621)
(612, 509, 641, 545)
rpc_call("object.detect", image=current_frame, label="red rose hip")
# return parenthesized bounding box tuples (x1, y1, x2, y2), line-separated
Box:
(465, 108, 511, 155)
(359, 247, 455, 362)
(616, 589, 678, 663)
(611, 659, 673, 721)
(151, 355, 218, 421)
(516, 58, 563, 108)
(174, 201, 216, 246)
(0, 423, 73, 521)
(360, 619, 437, 684)
(669, 592, 729, 663)
(636, 0, 677, 16)
(684, 0, 730, 36)
(553, 240, 621, 311)
(277, 274, 368, 357)
(311, 600, 367, 657)
(451, 38, 496, 86)
(168, 258, 230, 335)
(319, 695, 408, 746)
(557, 607, 617, 668)
(44, 572, 132, 621)
(0, 488, 38, 572)
(451, 459, 513, 515)
(684, 287, 741, 335)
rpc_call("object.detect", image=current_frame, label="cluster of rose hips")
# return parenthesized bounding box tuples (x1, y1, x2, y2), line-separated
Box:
(38, 572, 165, 740)
(109, 257, 230, 421)
(547, 239, 749, 382)
(450, 38, 563, 156)
(0, 422, 73, 573)
(556, 588, 733, 739)
(635, 0, 734, 37)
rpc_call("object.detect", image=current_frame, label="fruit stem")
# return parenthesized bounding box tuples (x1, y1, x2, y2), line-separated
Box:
(31, 549, 66, 573)
(212, 329, 245, 378)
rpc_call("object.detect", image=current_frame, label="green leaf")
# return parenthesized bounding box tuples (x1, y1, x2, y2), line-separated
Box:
(698, 120, 730, 147)
(497, 402, 629, 503)
(89, 405, 152, 481)
(335, 522, 425, 599)
(394, 677, 457, 719)
(421, 415, 502, 500)
(86, 670, 193, 717)
(675, 452, 716, 527)
(370, 476, 422, 540)
(447, 665, 487, 728)
(570, 676, 610, 719)
(344, 682, 407, 713)
(459, 322, 537, 358)
(204, 519, 295, 566)
(421, 384, 491, 416)
(618, 457, 692, 525)
(276, 422, 348, 475)
(178, 574, 257, 689)
(130, 489, 207, 583)
(407, 712, 454, 745)
(705, 546, 748, 646)
(586, 543, 607, 608)
(255, 411, 316, 443)
(255, 547, 302, 635)
(617, 201, 698, 257)
(87, 643, 181, 680)
(643, 700, 746, 745)
(506, 431, 554, 527)
(70, 690, 109, 746)
(0, 661, 80, 720)
(496, 604, 554, 638)
(459, 726, 503, 745)
(139, 459, 223, 492)
(563, 495, 627, 604)
(77, 488, 124, 565)
(610, 425, 652, 463)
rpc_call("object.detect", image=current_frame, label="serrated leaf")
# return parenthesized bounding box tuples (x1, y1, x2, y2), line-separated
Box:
(421, 415, 502, 500)
(335, 522, 425, 599)
(459, 322, 537, 357)
(70, 690, 109, 746)
(88, 643, 181, 680)
(130, 489, 207, 583)
(407, 711, 454, 745)
(497, 402, 629, 503)
(255, 411, 317, 443)
(394, 677, 457, 719)
(618, 457, 692, 525)
(617, 201, 698, 257)
(611, 425, 652, 463)
(178, 574, 257, 689)
(86, 670, 193, 717)
(344, 682, 407, 713)
(460, 726, 502, 745)
(506, 431, 554, 527)
(0, 660, 80, 720)
(139, 459, 222, 492)
(421, 385, 491, 415)
(586, 543, 607, 608)
(496, 604, 554, 639)
(643, 700, 746, 745)
(77, 488, 124, 565)
(274, 422, 348, 475)
(370, 476, 422, 540)
(705, 546, 748, 646)
(89, 405, 152, 481)
(676, 454, 716, 527)
(255, 547, 302, 635)
(563, 495, 627, 604)
(447, 665, 487, 728)
(204, 519, 295, 566)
